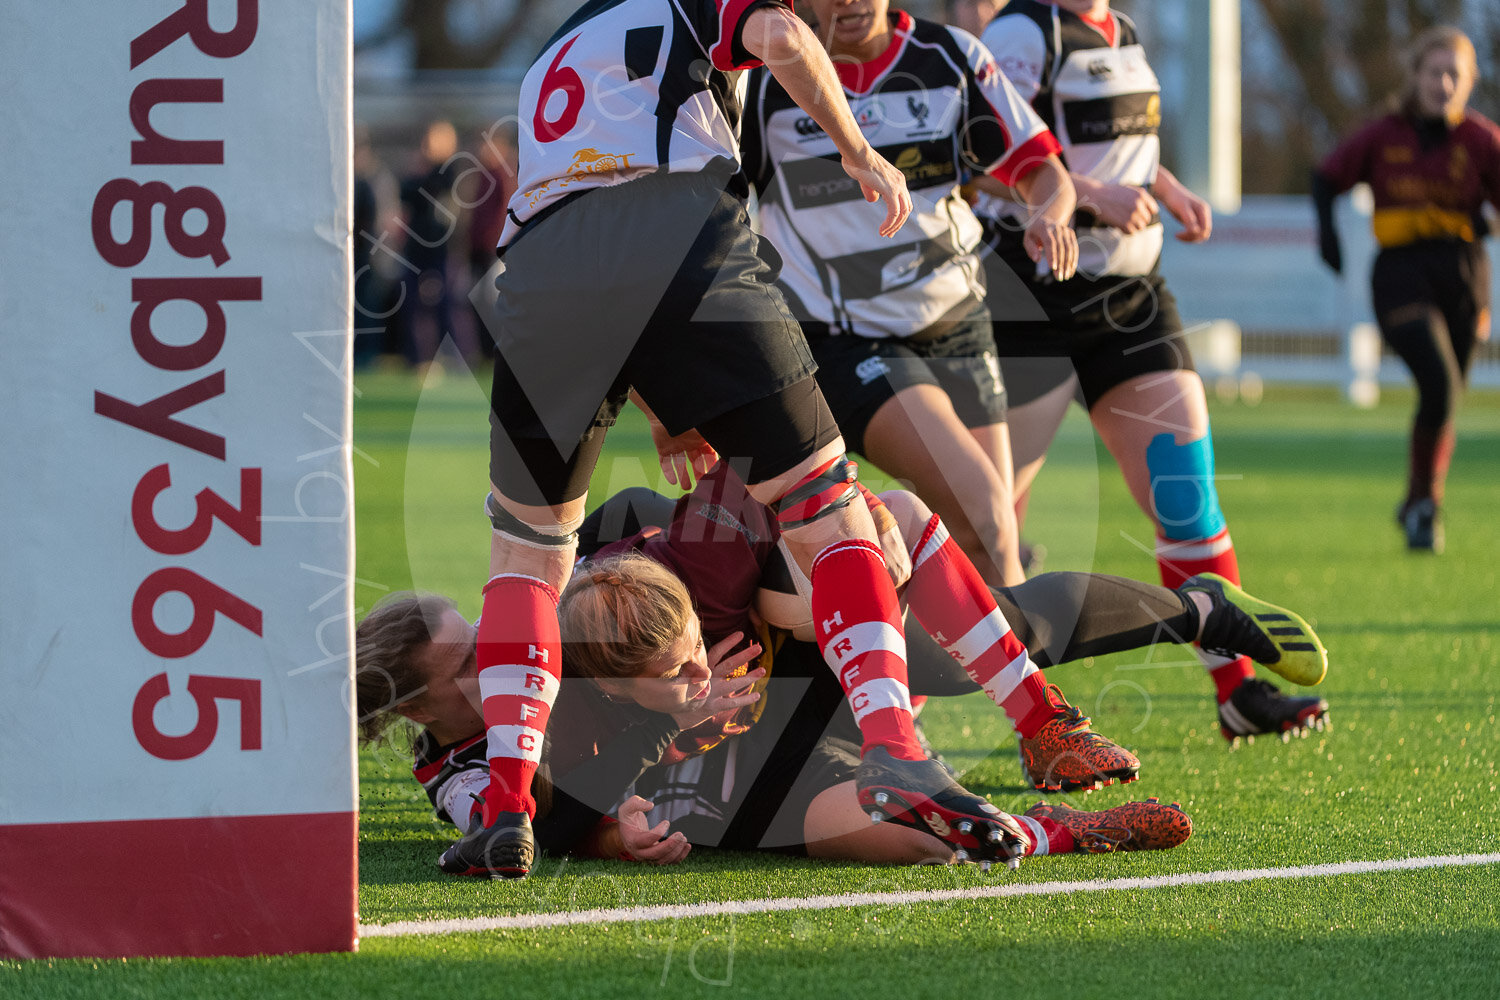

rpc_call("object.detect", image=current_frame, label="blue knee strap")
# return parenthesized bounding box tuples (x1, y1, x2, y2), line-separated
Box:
(1145, 432, 1225, 540)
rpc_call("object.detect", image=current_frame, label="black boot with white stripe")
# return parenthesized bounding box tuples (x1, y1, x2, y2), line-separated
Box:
(1218, 678, 1329, 745)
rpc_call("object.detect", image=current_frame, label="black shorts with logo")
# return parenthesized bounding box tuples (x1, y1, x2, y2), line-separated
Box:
(981, 224, 1195, 409)
(484, 170, 825, 506)
(802, 298, 1008, 458)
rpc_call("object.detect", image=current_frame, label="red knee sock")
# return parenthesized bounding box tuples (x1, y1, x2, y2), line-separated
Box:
(810, 539, 925, 761)
(476, 573, 561, 822)
(1156, 528, 1252, 703)
(904, 515, 1055, 739)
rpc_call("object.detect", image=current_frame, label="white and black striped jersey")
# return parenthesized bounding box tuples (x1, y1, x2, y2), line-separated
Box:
(977, 0, 1162, 277)
(499, 0, 786, 246)
(743, 11, 1058, 338)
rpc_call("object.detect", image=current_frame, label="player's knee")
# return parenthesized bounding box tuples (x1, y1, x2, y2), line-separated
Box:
(486, 491, 584, 549)
(878, 489, 929, 544)
(1146, 432, 1225, 541)
(771, 454, 861, 531)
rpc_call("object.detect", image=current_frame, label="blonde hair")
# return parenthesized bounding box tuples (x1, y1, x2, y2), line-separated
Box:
(354, 592, 456, 744)
(559, 553, 694, 680)
(1401, 26, 1479, 115)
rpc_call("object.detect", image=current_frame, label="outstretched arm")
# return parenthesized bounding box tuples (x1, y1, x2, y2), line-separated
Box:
(741, 6, 911, 237)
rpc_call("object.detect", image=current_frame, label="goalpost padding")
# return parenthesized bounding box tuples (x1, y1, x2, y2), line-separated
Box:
(0, 1, 357, 959)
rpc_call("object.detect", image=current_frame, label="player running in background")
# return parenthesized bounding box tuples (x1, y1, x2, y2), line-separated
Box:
(463, 0, 1028, 879)
(741, 0, 1079, 588)
(1313, 26, 1500, 554)
(972, 0, 1330, 745)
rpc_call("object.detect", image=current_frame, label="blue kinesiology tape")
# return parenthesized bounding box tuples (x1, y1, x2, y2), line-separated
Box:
(1145, 432, 1225, 540)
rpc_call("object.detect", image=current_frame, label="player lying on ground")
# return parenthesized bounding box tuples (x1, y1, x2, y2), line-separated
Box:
(358, 563, 1190, 869)
(474, 0, 959, 882)
(355, 469, 1324, 870)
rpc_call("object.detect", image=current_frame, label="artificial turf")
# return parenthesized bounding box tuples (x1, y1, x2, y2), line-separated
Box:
(7, 370, 1497, 999)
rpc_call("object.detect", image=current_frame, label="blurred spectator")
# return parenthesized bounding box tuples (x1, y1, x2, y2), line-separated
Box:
(463, 125, 519, 360)
(353, 122, 401, 368)
(398, 119, 479, 370)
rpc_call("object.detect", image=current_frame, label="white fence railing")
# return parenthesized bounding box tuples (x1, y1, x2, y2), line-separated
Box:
(1163, 194, 1500, 398)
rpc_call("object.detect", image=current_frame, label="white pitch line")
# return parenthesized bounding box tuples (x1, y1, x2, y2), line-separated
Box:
(359, 852, 1500, 939)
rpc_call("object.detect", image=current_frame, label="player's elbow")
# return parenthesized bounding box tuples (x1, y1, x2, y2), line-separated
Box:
(741, 5, 815, 67)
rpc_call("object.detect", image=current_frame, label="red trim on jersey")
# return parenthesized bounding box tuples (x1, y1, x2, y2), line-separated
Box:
(0, 812, 357, 959)
(1078, 9, 1117, 47)
(711, 0, 776, 71)
(413, 732, 487, 785)
(835, 10, 913, 94)
(989, 129, 1062, 187)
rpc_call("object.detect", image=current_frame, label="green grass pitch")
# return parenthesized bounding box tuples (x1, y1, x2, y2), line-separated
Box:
(7, 370, 1498, 999)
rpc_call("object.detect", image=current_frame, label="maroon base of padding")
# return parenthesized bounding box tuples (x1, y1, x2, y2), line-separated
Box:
(0, 811, 357, 959)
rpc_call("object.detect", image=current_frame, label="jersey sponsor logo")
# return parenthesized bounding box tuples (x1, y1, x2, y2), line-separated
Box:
(523, 146, 638, 209)
(855, 355, 892, 385)
(693, 503, 761, 544)
(792, 100, 888, 142)
(890, 143, 959, 186)
(1087, 57, 1113, 80)
(906, 95, 930, 130)
(1062, 91, 1160, 144)
(781, 154, 865, 208)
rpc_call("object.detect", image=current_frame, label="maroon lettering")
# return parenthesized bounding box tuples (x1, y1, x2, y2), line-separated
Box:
(132, 672, 263, 760)
(132, 0, 259, 69)
(91, 178, 230, 267)
(131, 276, 262, 370)
(132, 463, 263, 554)
(132, 566, 264, 658)
(130, 78, 225, 165)
(95, 370, 227, 459)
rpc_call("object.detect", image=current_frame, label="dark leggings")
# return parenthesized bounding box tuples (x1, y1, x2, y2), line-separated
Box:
(579, 490, 1199, 696)
(1372, 241, 1488, 432)
(907, 572, 1197, 695)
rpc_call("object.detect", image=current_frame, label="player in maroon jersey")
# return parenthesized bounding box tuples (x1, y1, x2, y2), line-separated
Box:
(355, 475, 1325, 867)
(1313, 26, 1500, 554)
(462, 0, 1015, 880)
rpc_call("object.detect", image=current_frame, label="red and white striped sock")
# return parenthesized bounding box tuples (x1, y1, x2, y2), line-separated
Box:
(1156, 528, 1253, 703)
(1014, 812, 1074, 855)
(811, 538, 925, 761)
(905, 515, 1055, 739)
(475, 573, 561, 823)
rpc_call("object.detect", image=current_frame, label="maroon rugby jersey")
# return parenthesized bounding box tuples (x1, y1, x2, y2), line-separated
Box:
(1319, 110, 1500, 247)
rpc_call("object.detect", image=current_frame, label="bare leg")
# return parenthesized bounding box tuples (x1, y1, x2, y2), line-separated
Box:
(861, 383, 1024, 586)
(1006, 375, 1077, 523)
